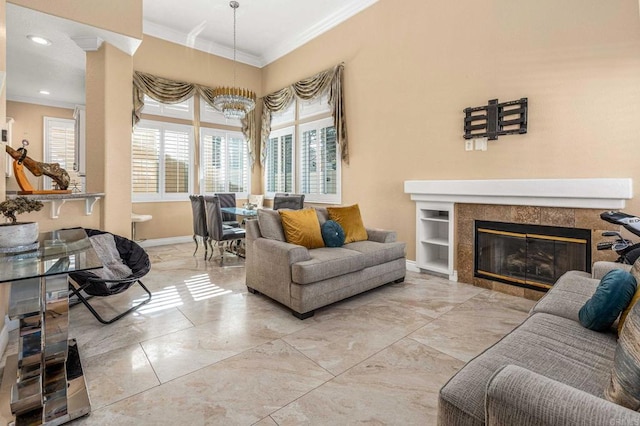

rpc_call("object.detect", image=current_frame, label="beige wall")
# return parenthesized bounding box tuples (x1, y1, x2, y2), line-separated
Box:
(4, 101, 101, 231)
(8, 0, 142, 39)
(86, 42, 133, 237)
(131, 35, 262, 241)
(6, 101, 73, 192)
(262, 0, 640, 260)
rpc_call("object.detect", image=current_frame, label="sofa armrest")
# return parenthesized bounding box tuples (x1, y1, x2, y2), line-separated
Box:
(486, 365, 640, 426)
(592, 261, 632, 280)
(245, 222, 311, 306)
(252, 237, 311, 265)
(366, 228, 397, 243)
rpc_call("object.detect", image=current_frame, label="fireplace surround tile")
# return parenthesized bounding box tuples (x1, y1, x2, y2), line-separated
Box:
(540, 207, 575, 227)
(455, 203, 620, 301)
(511, 206, 540, 224)
(491, 281, 525, 298)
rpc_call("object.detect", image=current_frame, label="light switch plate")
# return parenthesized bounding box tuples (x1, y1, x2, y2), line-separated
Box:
(475, 137, 488, 151)
(465, 140, 473, 151)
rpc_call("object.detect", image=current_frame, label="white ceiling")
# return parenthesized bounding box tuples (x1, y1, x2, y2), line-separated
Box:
(6, 0, 378, 109)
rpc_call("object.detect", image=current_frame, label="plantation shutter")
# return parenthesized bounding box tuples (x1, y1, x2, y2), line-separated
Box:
(227, 135, 247, 193)
(132, 126, 160, 194)
(283, 134, 293, 193)
(202, 132, 225, 193)
(266, 136, 278, 192)
(164, 129, 190, 194)
(44, 117, 75, 189)
(300, 129, 317, 194)
(299, 118, 337, 200)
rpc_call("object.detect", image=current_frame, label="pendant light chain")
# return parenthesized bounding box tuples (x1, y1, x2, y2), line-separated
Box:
(232, 0, 238, 87)
(211, 0, 256, 119)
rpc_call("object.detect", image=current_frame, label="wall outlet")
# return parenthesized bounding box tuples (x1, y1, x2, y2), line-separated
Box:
(465, 140, 473, 151)
(475, 137, 488, 151)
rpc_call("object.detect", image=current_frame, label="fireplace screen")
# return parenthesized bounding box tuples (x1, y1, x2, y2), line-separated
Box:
(474, 221, 591, 291)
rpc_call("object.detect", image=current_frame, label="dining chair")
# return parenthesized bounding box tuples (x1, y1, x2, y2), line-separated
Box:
(214, 192, 241, 227)
(189, 195, 209, 259)
(204, 196, 246, 262)
(273, 193, 305, 210)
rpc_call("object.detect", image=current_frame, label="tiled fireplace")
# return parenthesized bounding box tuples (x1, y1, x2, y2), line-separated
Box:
(405, 179, 634, 301)
(457, 203, 610, 300)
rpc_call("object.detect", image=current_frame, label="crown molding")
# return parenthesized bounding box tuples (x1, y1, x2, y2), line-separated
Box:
(143, 20, 263, 67)
(7, 95, 79, 110)
(143, 0, 379, 68)
(260, 0, 379, 66)
(71, 36, 104, 52)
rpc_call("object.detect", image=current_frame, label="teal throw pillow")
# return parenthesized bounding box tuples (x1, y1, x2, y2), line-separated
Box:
(579, 269, 637, 331)
(321, 220, 345, 247)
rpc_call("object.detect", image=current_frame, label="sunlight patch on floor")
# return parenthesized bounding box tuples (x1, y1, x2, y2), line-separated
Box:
(133, 274, 232, 314)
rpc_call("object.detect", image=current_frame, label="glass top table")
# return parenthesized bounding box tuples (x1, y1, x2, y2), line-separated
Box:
(220, 207, 258, 217)
(0, 228, 101, 425)
(0, 228, 103, 284)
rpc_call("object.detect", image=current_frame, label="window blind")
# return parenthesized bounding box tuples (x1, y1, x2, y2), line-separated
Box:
(44, 117, 75, 190)
(200, 129, 250, 194)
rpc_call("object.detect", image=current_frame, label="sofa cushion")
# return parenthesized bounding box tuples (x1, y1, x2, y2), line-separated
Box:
(578, 269, 637, 331)
(439, 312, 617, 425)
(291, 247, 365, 284)
(530, 270, 598, 321)
(342, 240, 406, 268)
(632, 256, 640, 284)
(279, 208, 325, 249)
(327, 204, 368, 243)
(257, 209, 286, 242)
(315, 207, 329, 225)
(619, 285, 640, 334)
(606, 300, 640, 409)
(321, 220, 345, 247)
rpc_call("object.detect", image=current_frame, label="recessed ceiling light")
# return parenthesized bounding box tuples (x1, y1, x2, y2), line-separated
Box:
(27, 35, 52, 46)
(39, 90, 50, 95)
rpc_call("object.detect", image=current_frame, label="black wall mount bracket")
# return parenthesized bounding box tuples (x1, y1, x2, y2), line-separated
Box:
(464, 98, 528, 140)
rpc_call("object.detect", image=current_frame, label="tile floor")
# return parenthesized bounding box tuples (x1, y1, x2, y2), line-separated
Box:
(5, 243, 536, 425)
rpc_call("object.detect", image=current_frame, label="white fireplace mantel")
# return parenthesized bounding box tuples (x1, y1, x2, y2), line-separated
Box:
(404, 178, 633, 209)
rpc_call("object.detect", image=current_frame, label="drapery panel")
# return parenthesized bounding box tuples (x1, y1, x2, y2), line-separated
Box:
(132, 71, 256, 168)
(260, 63, 348, 165)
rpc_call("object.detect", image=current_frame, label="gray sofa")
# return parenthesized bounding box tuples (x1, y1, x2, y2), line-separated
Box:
(244, 207, 406, 319)
(438, 262, 640, 425)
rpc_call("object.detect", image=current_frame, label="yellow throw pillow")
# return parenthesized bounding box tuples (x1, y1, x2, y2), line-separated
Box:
(619, 288, 640, 334)
(279, 208, 325, 249)
(327, 204, 368, 244)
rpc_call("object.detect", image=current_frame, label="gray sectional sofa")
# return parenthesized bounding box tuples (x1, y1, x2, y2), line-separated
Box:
(438, 262, 640, 425)
(244, 207, 406, 319)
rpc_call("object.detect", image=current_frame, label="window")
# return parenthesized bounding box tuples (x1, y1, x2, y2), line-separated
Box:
(200, 98, 241, 127)
(44, 117, 76, 190)
(142, 95, 193, 120)
(132, 119, 193, 201)
(265, 127, 294, 194)
(266, 94, 341, 203)
(299, 118, 338, 203)
(200, 128, 250, 196)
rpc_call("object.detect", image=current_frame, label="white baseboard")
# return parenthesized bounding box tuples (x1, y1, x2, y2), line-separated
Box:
(138, 235, 193, 248)
(406, 260, 420, 273)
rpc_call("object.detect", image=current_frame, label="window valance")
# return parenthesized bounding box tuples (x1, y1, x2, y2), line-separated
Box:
(260, 63, 348, 165)
(132, 71, 257, 167)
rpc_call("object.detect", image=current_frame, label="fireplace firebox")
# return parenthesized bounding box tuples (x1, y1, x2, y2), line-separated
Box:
(474, 221, 591, 291)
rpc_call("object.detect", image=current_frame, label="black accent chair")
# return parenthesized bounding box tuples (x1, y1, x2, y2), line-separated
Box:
(273, 193, 305, 210)
(214, 192, 241, 227)
(68, 229, 152, 324)
(189, 194, 209, 259)
(204, 196, 246, 262)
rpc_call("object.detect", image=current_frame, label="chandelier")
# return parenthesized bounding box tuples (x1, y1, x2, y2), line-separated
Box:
(212, 1, 256, 120)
